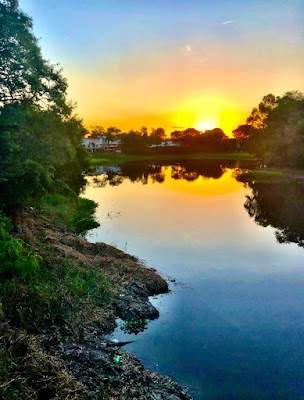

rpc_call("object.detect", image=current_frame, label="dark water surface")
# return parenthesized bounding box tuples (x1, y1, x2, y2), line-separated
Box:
(83, 160, 304, 399)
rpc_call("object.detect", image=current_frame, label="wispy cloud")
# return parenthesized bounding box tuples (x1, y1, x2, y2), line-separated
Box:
(221, 20, 235, 25)
(184, 44, 192, 53)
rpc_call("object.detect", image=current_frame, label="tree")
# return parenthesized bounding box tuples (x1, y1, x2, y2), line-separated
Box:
(0, 0, 88, 208)
(105, 126, 121, 143)
(263, 92, 304, 166)
(90, 126, 105, 138)
(197, 128, 227, 152)
(150, 127, 166, 145)
(120, 130, 149, 154)
(140, 126, 148, 136)
(0, 0, 68, 113)
(240, 90, 304, 166)
(170, 128, 199, 146)
(232, 124, 255, 140)
(246, 94, 278, 129)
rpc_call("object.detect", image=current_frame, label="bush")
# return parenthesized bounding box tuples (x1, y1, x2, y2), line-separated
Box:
(0, 212, 40, 279)
(28, 193, 100, 236)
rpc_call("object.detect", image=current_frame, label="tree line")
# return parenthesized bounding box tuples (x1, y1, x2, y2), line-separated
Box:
(88, 125, 235, 154)
(90, 92, 304, 163)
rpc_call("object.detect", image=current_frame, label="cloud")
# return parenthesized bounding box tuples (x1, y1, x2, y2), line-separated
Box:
(184, 44, 192, 53)
(221, 20, 235, 25)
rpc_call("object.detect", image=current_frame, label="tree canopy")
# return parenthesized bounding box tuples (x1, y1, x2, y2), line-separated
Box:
(0, 0, 88, 209)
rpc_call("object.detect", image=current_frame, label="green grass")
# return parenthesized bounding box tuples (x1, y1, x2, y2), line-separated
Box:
(87, 152, 254, 166)
(0, 212, 111, 334)
(0, 244, 114, 334)
(28, 193, 99, 235)
(236, 169, 283, 183)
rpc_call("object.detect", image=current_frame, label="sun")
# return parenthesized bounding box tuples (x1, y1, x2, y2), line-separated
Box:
(195, 119, 218, 132)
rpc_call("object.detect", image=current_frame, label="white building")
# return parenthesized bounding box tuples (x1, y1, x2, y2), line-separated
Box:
(83, 136, 121, 151)
(150, 140, 180, 147)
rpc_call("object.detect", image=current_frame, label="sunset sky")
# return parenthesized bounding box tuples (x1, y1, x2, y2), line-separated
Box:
(20, 0, 304, 136)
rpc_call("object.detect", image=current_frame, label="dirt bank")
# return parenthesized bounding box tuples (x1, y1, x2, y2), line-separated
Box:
(0, 210, 193, 399)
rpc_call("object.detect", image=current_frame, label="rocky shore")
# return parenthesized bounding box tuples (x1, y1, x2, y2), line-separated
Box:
(0, 210, 193, 399)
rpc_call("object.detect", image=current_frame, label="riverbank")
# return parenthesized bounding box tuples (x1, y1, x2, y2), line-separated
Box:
(0, 209, 193, 399)
(87, 151, 254, 166)
(236, 167, 304, 183)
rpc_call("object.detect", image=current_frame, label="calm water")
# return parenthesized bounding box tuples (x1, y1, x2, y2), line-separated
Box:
(83, 160, 304, 400)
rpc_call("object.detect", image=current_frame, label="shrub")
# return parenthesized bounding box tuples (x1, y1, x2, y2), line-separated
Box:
(0, 212, 40, 279)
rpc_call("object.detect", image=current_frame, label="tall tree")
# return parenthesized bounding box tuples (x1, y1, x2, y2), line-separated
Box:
(232, 124, 255, 141)
(150, 127, 166, 145)
(0, 0, 88, 208)
(0, 0, 68, 113)
(246, 94, 278, 129)
(105, 126, 121, 143)
(240, 91, 304, 166)
(90, 126, 105, 138)
(263, 92, 304, 166)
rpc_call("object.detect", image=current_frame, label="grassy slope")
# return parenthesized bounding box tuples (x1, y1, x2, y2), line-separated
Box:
(236, 169, 283, 183)
(0, 209, 170, 399)
(87, 152, 254, 166)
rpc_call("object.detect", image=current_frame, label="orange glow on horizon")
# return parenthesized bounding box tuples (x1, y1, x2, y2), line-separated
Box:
(85, 103, 246, 138)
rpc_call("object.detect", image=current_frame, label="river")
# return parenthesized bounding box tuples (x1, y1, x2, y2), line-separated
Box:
(83, 159, 304, 399)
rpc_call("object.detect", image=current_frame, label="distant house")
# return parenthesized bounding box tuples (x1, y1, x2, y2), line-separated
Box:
(95, 165, 122, 175)
(83, 136, 105, 150)
(150, 140, 180, 148)
(83, 135, 121, 151)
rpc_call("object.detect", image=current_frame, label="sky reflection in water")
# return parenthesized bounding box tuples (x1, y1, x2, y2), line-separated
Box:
(83, 161, 304, 399)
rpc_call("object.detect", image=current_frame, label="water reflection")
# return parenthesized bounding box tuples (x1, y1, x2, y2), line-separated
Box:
(244, 181, 304, 248)
(89, 159, 253, 188)
(83, 160, 304, 399)
(88, 161, 304, 249)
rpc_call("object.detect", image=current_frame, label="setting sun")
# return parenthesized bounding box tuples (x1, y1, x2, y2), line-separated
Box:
(195, 119, 218, 132)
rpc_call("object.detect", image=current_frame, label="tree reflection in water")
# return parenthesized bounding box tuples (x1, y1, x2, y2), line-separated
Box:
(88, 159, 245, 188)
(89, 160, 304, 249)
(244, 181, 304, 247)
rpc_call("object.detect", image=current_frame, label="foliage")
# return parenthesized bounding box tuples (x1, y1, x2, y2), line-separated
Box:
(150, 127, 166, 145)
(0, 0, 68, 111)
(90, 125, 121, 143)
(232, 124, 256, 141)
(88, 124, 239, 154)
(0, 222, 113, 331)
(28, 192, 99, 236)
(0, 0, 89, 210)
(170, 127, 230, 152)
(239, 91, 304, 167)
(0, 211, 40, 279)
(263, 93, 304, 167)
(120, 130, 150, 154)
(246, 94, 278, 129)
